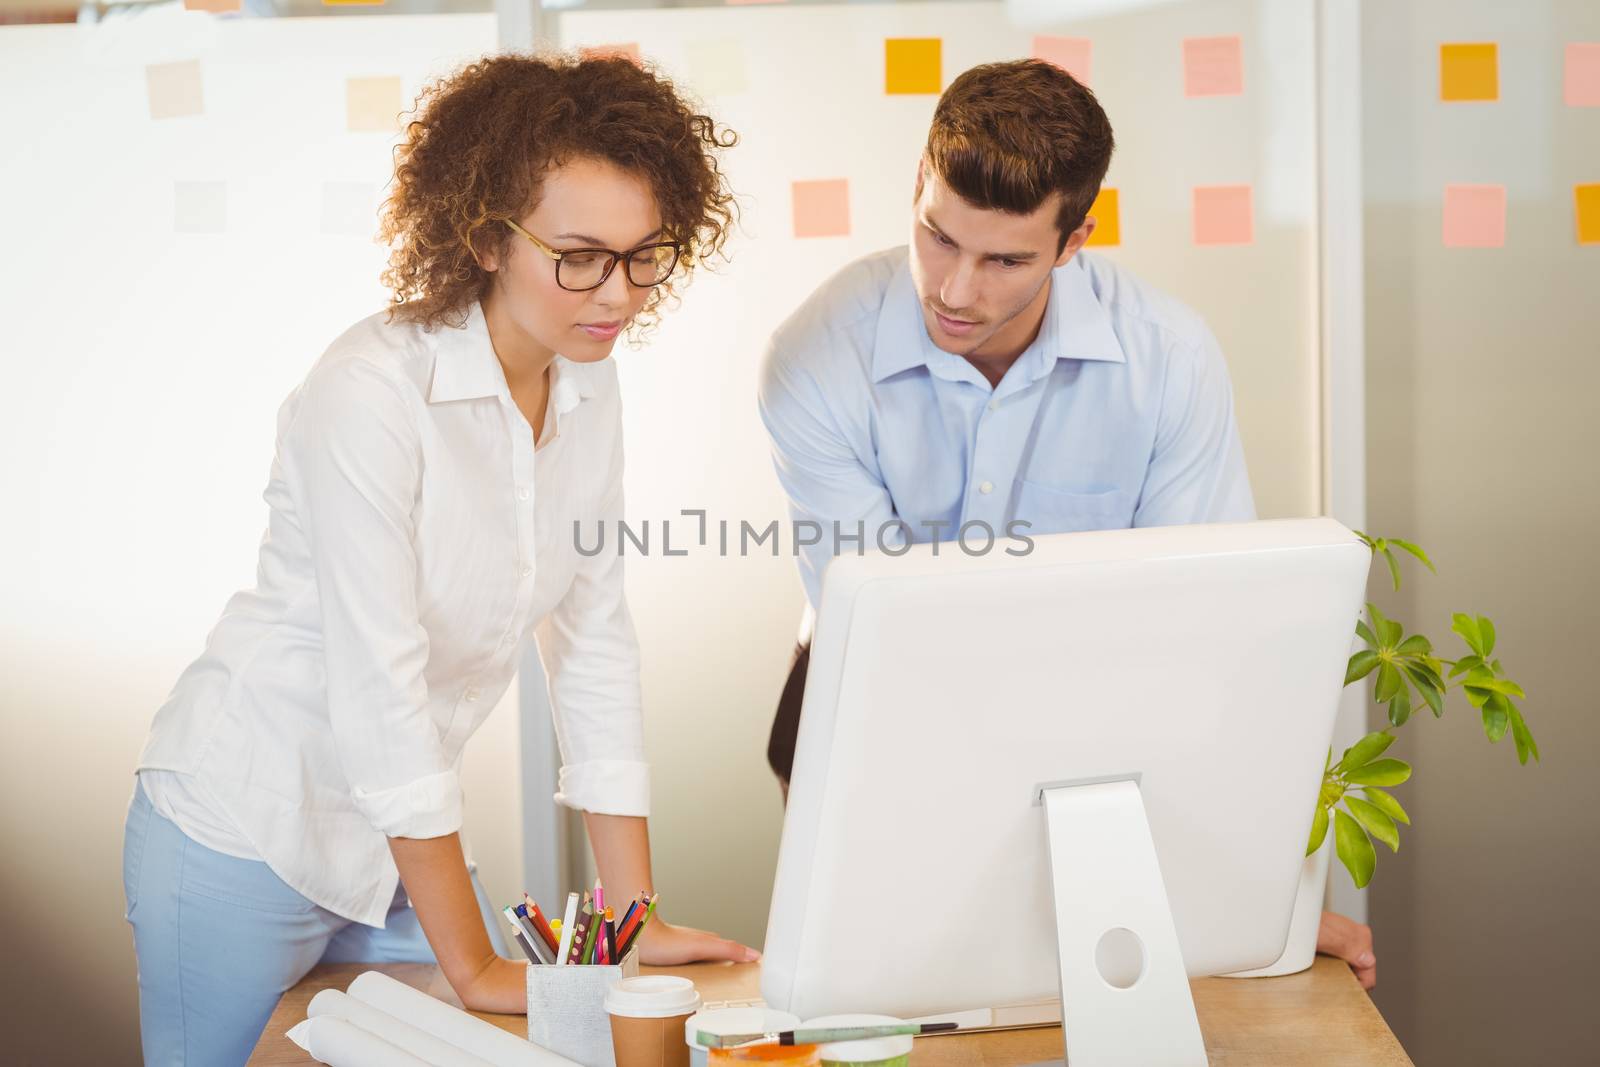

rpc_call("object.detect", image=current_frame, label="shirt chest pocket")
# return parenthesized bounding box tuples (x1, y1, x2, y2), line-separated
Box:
(1013, 480, 1137, 534)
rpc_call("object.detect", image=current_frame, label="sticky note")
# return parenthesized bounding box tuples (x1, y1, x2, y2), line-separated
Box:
(886, 38, 941, 95)
(321, 182, 379, 238)
(1575, 184, 1600, 245)
(1440, 43, 1498, 101)
(792, 179, 850, 238)
(1192, 185, 1253, 246)
(184, 0, 241, 11)
(1565, 43, 1600, 107)
(174, 181, 226, 234)
(146, 60, 204, 120)
(580, 44, 643, 67)
(346, 76, 403, 133)
(1442, 184, 1506, 248)
(1084, 187, 1119, 246)
(1033, 36, 1092, 87)
(1183, 36, 1244, 97)
(685, 39, 748, 96)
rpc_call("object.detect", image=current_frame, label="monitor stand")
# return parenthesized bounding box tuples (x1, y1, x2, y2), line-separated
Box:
(1036, 776, 1208, 1066)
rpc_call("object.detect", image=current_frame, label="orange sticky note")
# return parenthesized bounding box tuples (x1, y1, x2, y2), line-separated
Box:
(174, 181, 226, 234)
(581, 44, 643, 67)
(1084, 187, 1120, 247)
(792, 179, 850, 238)
(1575, 184, 1600, 245)
(184, 0, 241, 11)
(347, 76, 403, 133)
(1183, 36, 1243, 97)
(146, 60, 204, 120)
(1192, 185, 1253, 246)
(1442, 184, 1506, 248)
(886, 38, 941, 95)
(1440, 43, 1498, 102)
(1033, 36, 1092, 87)
(1565, 43, 1600, 107)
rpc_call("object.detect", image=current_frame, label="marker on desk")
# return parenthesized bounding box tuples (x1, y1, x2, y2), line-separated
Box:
(556, 891, 579, 966)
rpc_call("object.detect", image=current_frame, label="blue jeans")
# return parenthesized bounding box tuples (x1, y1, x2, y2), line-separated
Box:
(122, 781, 508, 1066)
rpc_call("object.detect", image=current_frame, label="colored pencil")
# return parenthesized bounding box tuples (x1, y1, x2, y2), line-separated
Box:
(524, 895, 560, 954)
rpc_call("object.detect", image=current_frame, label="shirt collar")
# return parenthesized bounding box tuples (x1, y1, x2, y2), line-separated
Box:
(428, 299, 598, 415)
(871, 252, 1127, 386)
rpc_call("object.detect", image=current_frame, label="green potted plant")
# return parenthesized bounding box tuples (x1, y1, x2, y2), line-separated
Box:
(1230, 531, 1539, 977)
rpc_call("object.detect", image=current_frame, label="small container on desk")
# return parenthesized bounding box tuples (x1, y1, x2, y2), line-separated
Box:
(527, 947, 642, 1067)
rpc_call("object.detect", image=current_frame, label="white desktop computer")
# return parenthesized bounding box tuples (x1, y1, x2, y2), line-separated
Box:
(760, 518, 1371, 1066)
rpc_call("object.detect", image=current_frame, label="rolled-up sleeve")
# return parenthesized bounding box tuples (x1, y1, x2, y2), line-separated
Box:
(279, 357, 462, 839)
(538, 395, 650, 817)
(1134, 327, 1257, 526)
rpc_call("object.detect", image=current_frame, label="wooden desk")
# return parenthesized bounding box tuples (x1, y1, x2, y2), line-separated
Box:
(250, 957, 1410, 1066)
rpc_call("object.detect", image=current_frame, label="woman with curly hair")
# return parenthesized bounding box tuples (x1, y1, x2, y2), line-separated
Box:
(124, 53, 751, 1064)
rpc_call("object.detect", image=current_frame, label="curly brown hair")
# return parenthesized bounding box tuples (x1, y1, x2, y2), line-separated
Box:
(378, 51, 738, 336)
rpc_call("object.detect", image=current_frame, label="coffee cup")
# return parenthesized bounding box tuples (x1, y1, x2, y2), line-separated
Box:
(605, 975, 701, 1067)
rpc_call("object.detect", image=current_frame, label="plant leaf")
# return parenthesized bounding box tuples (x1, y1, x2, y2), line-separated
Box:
(1334, 810, 1376, 889)
(1395, 634, 1433, 658)
(1451, 613, 1485, 657)
(1382, 546, 1402, 592)
(1508, 704, 1540, 765)
(1356, 618, 1379, 649)
(1345, 650, 1381, 686)
(1375, 661, 1403, 703)
(1335, 731, 1395, 774)
(1362, 787, 1411, 825)
(1376, 615, 1402, 650)
(1479, 616, 1497, 658)
(1344, 797, 1400, 851)
(1387, 539, 1436, 573)
(1481, 699, 1510, 743)
(1344, 758, 1413, 787)
(1449, 654, 1483, 678)
(1388, 684, 1413, 727)
(1307, 803, 1330, 856)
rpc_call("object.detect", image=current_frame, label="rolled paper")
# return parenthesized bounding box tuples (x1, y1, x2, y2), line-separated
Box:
(287, 1015, 435, 1067)
(308, 988, 498, 1067)
(345, 970, 582, 1067)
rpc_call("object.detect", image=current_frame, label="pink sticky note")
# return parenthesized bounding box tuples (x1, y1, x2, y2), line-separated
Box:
(1565, 43, 1600, 107)
(1192, 185, 1253, 246)
(1184, 35, 1244, 97)
(1033, 36, 1092, 87)
(1442, 184, 1506, 248)
(792, 179, 850, 238)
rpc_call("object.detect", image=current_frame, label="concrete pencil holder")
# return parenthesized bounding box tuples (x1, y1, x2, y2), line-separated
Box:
(527, 948, 641, 1067)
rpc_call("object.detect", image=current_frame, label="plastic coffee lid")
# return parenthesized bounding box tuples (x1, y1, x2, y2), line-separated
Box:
(685, 1007, 802, 1049)
(803, 1014, 914, 1062)
(605, 975, 701, 1019)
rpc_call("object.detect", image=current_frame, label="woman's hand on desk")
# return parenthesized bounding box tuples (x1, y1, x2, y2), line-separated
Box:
(636, 918, 761, 966)
(1316, 910, 1377, 991)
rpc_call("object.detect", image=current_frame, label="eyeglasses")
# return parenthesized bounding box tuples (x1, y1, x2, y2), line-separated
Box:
(504, 219, 683, 293)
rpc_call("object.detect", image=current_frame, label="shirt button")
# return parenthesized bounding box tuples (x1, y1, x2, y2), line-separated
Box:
(517, 487, 530, 501)
(987, 400, 999, 413)
(979, 481, 994, 495)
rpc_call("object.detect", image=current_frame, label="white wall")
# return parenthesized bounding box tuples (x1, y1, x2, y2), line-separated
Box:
(0, 12, 512, 1063)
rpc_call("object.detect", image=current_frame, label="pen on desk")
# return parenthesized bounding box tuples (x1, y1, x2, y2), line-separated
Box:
(556, 891, 579, 966)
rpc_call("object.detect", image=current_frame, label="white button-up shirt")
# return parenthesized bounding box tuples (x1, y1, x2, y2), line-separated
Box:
(138, 301, 648, 926)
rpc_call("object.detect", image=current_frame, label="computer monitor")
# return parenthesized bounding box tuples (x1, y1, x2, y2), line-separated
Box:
(760, 518, 1370, 1065)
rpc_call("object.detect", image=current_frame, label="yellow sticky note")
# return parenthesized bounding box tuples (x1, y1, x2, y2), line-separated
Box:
(1576, 184, 1600, 245)
(1084, 187, 1119, 246)
(146, 60, 204, 120)
(886, 38, 941, 95)
(347, 76, 403, 133)
(1440, 43, 1498, 102)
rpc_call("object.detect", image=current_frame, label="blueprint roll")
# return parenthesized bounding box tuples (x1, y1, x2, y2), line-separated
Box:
(345, 970, 582, 1067)
(307, 988, 499, 1067)
(287, 1015, 435, 1067)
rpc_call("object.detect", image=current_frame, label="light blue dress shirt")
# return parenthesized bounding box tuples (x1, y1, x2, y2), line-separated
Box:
(758, 246, 1256, 610)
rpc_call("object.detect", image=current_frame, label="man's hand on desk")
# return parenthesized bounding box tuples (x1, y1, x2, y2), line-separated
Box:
(1317, 910, 1376, 991)
(637, 918, 762, 966)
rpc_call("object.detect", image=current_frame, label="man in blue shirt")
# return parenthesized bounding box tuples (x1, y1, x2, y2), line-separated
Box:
(758, 59, 1376, 987)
